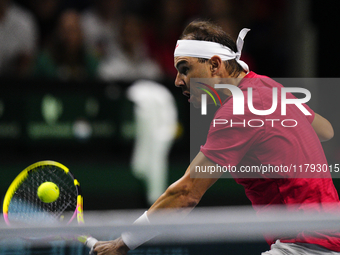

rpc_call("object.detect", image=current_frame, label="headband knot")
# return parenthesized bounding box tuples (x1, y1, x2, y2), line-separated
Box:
(174, 28, 250, 72)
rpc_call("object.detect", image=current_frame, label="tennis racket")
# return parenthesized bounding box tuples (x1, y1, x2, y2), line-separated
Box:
(2, 160, 98, 251)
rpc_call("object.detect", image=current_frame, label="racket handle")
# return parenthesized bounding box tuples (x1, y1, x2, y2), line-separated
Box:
(85, 237, 98, 255)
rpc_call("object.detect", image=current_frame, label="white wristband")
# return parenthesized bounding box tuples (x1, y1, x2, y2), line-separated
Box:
(121, 211, 159, 250)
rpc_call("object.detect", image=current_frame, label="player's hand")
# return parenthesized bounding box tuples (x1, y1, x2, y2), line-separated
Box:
(93, 237, 130, 255)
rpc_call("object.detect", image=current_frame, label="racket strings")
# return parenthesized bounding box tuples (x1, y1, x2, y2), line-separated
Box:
(8, 165, 78, 225)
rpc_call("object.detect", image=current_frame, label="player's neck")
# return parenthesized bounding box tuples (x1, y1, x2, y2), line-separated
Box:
(216, 71, 247, 100)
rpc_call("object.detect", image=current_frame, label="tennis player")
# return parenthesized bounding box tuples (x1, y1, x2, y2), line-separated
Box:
(94, 20, 340, 255)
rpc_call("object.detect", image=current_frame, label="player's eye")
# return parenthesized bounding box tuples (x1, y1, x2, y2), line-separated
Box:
(180, 67, 189, 75)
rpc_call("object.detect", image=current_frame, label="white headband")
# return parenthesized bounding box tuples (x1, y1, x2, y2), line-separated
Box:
(174, 28, 250, 72)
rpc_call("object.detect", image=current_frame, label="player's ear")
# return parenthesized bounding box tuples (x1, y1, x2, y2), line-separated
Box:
(209, 56, 222, 76)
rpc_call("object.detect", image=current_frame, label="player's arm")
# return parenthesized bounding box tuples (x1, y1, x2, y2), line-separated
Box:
(312, 113, 334, 142)
(93, 152, 220, 255)
(148, 151, 220, 214)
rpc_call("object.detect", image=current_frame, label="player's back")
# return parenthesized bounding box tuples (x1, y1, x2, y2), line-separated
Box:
(234, 72, 340, 250)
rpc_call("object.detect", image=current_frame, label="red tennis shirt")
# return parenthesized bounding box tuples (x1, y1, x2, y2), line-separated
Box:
(200, 71, 340, 251)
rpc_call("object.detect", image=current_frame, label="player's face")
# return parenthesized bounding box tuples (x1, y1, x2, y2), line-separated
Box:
(174, 56, 213, 107)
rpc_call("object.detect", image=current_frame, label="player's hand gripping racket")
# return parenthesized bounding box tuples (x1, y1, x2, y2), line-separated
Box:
(2, 160, 98, 252)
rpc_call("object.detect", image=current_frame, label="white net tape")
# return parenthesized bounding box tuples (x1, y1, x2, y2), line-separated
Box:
(1, 205, 340, 245)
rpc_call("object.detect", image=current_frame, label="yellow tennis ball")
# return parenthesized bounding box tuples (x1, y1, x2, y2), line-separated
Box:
(37, 182, 60, 203)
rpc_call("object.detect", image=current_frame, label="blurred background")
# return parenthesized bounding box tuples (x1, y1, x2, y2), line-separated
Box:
(1, 0, 340, 212)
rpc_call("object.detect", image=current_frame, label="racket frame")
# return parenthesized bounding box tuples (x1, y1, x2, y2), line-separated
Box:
(2, 160, 84, 226)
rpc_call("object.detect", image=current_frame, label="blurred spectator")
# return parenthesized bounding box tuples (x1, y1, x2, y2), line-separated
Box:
(202, 0, 238, 37)
(81, 0, 122, 60)
(0, 0, 37, 77)
(25, 0, 63, 48)
(199, 0, 255, 72)
(61, 0, 92, 11)
(98, 13, 162, 82)
(239, 0, 288, 76)
(145, 0, 186, 80)
(32, 10, 99, 81)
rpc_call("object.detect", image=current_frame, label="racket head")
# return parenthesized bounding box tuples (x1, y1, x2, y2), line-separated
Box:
(2, 160, 84, 226)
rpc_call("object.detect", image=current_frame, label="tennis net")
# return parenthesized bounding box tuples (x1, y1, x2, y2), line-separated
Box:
(1, 205, 340, 255)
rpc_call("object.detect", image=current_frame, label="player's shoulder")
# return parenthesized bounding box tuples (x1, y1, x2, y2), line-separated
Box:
(242, 71, 283, 89)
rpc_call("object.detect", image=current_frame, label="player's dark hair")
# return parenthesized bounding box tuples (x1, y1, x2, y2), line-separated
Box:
(179, 20, 244, 76)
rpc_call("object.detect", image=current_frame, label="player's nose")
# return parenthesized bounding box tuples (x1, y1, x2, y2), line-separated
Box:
(174, 73, 185, 87)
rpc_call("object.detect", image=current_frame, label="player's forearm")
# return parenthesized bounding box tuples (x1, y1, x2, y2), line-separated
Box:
(148, 156, 219, 217)
(118, 184, 199, 251)
(120, 154, 218, 250)
(148, 181, 200, 216)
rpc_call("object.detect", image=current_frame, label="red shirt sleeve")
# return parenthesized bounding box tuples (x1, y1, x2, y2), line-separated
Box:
(303, 103, 315, 124)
